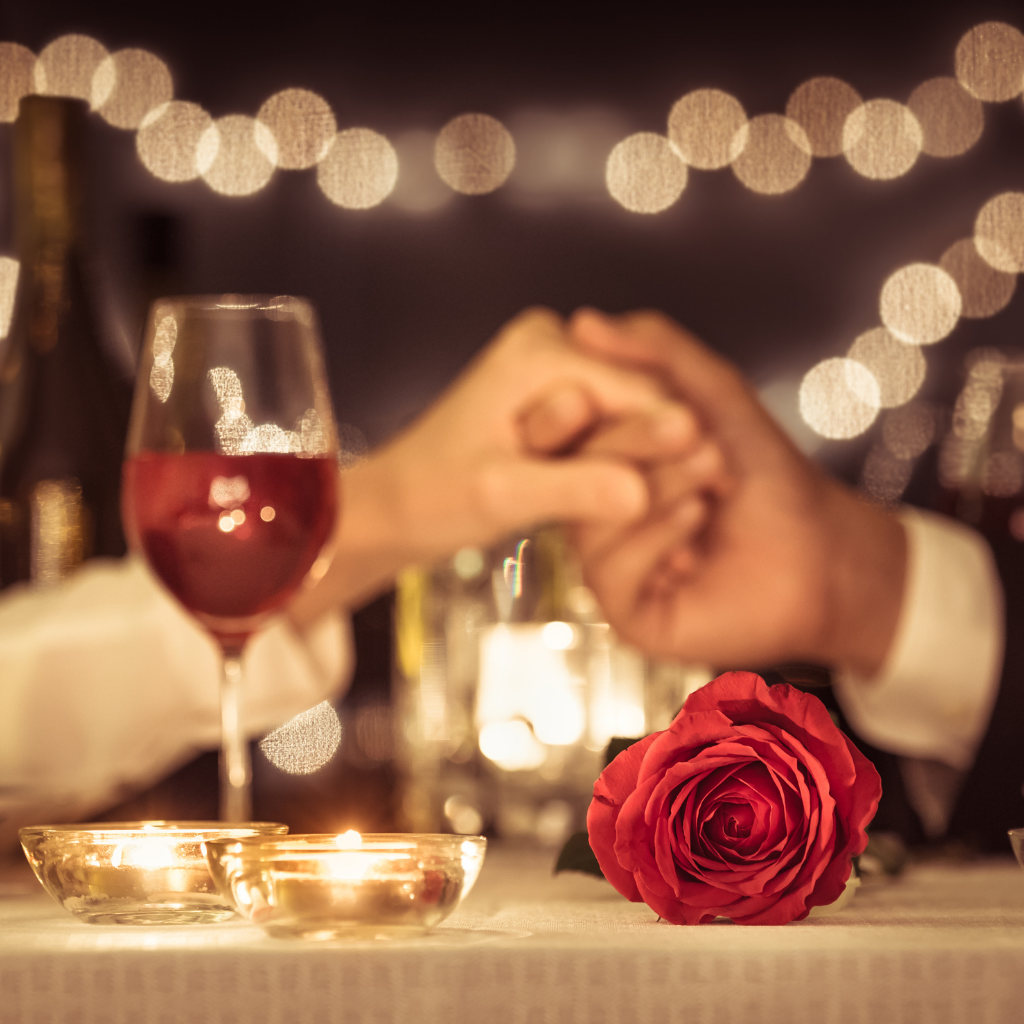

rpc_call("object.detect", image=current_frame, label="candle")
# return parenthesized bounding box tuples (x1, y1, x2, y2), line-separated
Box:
(205, 831, 487, 940)
(19, 820, 288, 925)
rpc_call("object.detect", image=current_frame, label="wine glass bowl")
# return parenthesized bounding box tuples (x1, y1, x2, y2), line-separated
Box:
(122, 295, 340, 819)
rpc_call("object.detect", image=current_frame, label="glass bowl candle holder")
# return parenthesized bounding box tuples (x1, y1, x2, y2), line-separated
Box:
(205, 831, 487, 940)
(19, 820, 288, 925)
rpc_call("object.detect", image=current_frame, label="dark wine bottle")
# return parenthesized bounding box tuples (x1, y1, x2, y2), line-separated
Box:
(0, 96, 131, 587)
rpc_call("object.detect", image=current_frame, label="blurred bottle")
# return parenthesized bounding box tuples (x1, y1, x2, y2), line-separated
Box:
(0, 97, 131, 587)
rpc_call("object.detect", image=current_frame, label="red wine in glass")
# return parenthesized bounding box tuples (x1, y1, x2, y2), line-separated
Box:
(123, 452, 338, 650)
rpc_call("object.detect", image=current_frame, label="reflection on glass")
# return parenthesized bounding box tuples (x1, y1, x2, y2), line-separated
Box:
(259, 700, 342, 775)
(0, 257, 19, 338)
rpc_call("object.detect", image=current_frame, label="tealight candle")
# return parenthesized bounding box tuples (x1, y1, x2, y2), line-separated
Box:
(19, 820, 288, 925)
(205, 831, 487, 940)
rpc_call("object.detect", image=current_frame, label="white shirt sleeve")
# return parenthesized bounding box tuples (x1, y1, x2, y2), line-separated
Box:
(0, 556, 353, 845)
(832, 507, 1004, 771)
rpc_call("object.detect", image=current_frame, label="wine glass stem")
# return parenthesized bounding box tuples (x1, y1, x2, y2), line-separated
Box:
(219, 654, 252, 821)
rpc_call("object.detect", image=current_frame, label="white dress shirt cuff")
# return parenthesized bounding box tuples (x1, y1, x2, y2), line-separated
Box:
(833, 507, 1003, 770)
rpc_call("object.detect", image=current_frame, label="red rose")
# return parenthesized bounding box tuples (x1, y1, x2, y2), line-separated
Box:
(587, 671, 881, 925)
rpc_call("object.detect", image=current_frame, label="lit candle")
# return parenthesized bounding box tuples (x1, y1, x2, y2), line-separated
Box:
(206, 832, 487, 940)
(20, 820, 288, 925)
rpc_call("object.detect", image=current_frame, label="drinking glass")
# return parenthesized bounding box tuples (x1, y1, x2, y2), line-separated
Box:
(122, 295, 339, 820)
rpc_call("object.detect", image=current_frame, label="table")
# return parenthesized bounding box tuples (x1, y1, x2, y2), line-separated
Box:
(2, 848, 1024, 1023)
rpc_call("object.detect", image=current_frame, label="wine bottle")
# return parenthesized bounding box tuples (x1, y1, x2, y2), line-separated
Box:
(0, 96, 131, 587)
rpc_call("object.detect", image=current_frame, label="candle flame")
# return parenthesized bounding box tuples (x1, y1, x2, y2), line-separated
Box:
(334, 829, 362, 849)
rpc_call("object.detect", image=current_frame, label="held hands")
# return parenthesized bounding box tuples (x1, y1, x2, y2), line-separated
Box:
(567, 309, 907, 678)
(294, 308, 722, 616)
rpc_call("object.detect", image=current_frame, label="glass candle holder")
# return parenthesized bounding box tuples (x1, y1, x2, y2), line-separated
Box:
(19, 820, 288, 924)
(205, 831, 486, 940)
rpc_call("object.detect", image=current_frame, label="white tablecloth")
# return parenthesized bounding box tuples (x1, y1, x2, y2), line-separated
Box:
(2, 847, 1024, 1023)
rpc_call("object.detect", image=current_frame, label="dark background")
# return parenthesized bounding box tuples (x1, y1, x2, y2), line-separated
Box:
(3, 1, 1023, 466)
(3, 1, 1023, 830)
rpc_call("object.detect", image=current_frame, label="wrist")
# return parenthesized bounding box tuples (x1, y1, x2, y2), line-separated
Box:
(816, 483, 908, 678)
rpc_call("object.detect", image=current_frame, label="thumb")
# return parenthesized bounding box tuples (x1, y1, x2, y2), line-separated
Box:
(484, 457, 649, 532)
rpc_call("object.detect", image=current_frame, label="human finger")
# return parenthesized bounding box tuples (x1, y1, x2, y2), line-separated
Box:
(568, 308, 774, 443)
(475, 456, 650, 536)
(577, 497, 709, 624)
(519, 384, 597, 454)
(646, 439, 732, 510)
(575, 405, 702, 463)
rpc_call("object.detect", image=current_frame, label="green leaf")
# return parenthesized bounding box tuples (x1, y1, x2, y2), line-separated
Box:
(554, 831, 605, 878)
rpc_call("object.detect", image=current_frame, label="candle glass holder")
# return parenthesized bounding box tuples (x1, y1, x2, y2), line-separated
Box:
(205, 832, 486, 940)
(19, 820, 288, 924)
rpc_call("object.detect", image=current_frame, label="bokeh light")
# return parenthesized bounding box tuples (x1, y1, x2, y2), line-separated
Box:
(434, 113, 515, 195)
(847, 326, 926, 407)
(842, 99, 923, 180)
(879, 263, 962, 345)
(883, 402, 937, 460)
(389, 129, 452, 213)
(785, 77, 862, 157)
(730, 114, 811, 195)
(605, 132, 687, 213)
(136, 101, 214, 183)
(199, 115, 277, 196)
(974, 192, 1024, 273)
(257, 88, 336, 170)
(799, 357, 881, 439)
(92, 49, 173, 130)
(0, 257, 19, 338)
(983, 450, 1023, 497)
(862, 444, 914, 505)
(259, 700, 342, 775)
(34, 34, 108, 101)
(318, 128, 399, 209)
(954, 22, 1024, 103)
(907, 77, 984, 158)
(952, 350, 1004, 441)
(0, 43, 36, 122)
(667, 88, 747, 170)
(939, 238, 1017, 318)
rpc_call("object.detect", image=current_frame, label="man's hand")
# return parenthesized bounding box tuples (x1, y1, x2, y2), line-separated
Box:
(568, 308, 907, 677)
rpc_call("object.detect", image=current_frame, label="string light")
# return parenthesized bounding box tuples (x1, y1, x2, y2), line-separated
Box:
(954, 22, 1024, 103)
(730, 114, 811, 195)
(879, 263, 962, 346)
(92, 49, 173, 129)
(199, 115, 277, 196)
(318, 128, 399, 209)
(667, 88, 747, 170)
(842, 99, 923, 180)
(939, 238, 1016, 318)
(0, 43, 35, 122)
(785, 77, 862, 158)
(605, 132, 687, 213)
(136, 101, 214, 183)
(257, 88, 336, 170)
(33, 34, 107, 101)
(906, 77, 984, 159)
(974, 192, 1024, 273)
(434, 113, 516, 195)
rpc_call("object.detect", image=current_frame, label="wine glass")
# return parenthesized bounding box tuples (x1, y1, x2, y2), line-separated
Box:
(121, 295, 339, 821)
